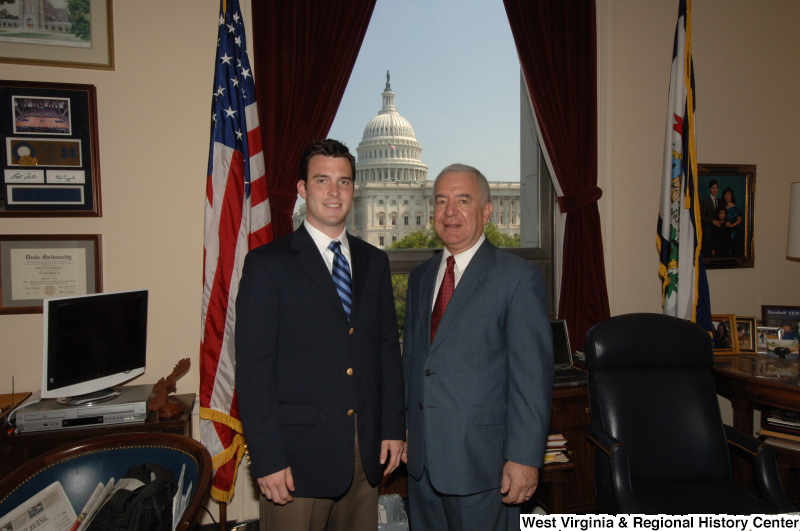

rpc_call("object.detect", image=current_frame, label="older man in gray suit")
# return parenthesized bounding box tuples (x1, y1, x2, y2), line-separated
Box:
(402, 164, 553, 531)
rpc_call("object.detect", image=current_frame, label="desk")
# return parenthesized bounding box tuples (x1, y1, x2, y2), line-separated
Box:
(0, 393, 195, 478)
(712, 355, 800, 501)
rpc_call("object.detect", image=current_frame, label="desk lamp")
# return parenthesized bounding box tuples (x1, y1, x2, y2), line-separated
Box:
(787, 182, 800, 261)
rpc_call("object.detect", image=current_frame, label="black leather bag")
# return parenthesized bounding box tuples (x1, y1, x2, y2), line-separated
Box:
(87, 462, 178, 531)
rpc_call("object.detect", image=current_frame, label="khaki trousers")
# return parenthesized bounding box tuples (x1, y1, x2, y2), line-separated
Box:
(260, 420, 378, 531)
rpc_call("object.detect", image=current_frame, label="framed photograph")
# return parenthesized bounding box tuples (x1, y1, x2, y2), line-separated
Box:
(0, 234, 102, 315)
(0, 80, 101, 217)
(762, 305, 800, 355)
(712, 314, 738, 355)
(734, 316, 757, 353)
(757, 326, 781, 354)
(697, 164, 755, 269)
(0, 0, 114, 70)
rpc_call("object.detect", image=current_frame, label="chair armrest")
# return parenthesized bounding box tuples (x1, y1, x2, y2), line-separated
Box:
(587, 425, 639, 514)
(724, 425, 795, 513)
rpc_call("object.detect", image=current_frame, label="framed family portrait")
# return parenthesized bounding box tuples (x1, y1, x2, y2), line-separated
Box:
(712, 314, 738, 354)
(0, 80, 101, 217)
(0, 0, 114, 70)
(0, 234, 102, 314)
(697, 163, 755, 269)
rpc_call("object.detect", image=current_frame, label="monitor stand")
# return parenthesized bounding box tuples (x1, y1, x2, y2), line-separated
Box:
(56, 387, 122, 406)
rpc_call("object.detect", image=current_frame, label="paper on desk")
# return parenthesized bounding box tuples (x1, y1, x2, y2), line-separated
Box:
(171, 463, 193, 531)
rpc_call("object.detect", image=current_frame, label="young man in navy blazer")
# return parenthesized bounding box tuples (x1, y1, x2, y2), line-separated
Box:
(402, 164, 553, 531)
(236, 139, 405, 531)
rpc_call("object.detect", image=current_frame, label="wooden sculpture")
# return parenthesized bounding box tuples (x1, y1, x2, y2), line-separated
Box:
(147, 358, 191, 418)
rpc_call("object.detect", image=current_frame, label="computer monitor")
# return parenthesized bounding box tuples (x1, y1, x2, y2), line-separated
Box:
(41, 289, 148, 404)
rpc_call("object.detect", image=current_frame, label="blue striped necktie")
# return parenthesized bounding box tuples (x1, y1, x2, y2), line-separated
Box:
(328, 240, 353, 319)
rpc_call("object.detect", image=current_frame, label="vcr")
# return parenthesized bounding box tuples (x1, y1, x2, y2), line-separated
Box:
(15, 384, 152, 433)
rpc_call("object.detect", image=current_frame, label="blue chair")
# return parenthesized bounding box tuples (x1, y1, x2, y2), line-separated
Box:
(0, 431, 211, 530)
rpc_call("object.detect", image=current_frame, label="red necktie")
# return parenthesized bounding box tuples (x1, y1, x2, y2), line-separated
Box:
(431, 256, 455, 342)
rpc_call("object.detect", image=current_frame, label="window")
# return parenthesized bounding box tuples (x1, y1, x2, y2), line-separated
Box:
(324, 0, 556, 320)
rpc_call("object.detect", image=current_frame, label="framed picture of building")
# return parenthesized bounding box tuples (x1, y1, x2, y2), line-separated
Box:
(0, 0, 114, 70)
(697, 163, 755, 269)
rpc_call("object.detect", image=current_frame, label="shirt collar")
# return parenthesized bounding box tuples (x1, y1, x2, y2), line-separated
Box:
(304, 221, 349, 255)
(441, 233, 485, 272)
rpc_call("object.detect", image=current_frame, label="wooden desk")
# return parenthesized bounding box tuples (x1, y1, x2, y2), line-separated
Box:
(379, 384, 595, 514)
(0, 393, 195, 478)
(541, 384, 594, 514)
(712, 355, 800, 501)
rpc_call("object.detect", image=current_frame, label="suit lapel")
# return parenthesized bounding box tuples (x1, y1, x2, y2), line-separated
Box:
(292, 225, 350, 322)
(429, 240, 496, 351)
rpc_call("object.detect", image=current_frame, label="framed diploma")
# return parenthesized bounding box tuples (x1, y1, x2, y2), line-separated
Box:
(0, 235, 102, 314)
(0, 81, 102, 217)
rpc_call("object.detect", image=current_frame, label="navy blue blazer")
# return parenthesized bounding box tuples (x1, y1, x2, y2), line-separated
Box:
(235, 225, 405, 498)
(403, 239, 553, 496)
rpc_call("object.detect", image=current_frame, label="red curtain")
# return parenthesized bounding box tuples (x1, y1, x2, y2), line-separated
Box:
(503, 0, 610, 351)
(251, 1, 377, 238)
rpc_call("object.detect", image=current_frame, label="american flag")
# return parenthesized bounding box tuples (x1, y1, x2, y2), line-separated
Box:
(388, 142, 397, 150)
(200, 0, 272, 502)
(656, 0, 711, 330)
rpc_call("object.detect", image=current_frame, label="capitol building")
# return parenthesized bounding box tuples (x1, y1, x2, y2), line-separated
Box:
(294, 74, 521, 249)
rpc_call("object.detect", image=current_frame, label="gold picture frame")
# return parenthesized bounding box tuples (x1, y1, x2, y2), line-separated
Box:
(712, 314, 738, 355)
(0, 0, 114, 70)
(733, 316, 757, 353)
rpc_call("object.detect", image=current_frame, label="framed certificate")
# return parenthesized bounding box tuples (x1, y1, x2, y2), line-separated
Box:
(0, 81, 102, 217)
(0, 234, 102, 314)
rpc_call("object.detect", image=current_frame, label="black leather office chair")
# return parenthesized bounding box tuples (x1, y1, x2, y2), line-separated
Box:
(586, 312, 794, 514)
(0, 432, 212, 530)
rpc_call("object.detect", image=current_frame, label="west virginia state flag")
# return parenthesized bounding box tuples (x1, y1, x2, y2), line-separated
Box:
(657, 0, 711, 329)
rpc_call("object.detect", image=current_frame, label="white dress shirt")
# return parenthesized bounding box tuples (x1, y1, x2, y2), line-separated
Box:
(431, 234, 486, 311)
(303, 221, 352, 278)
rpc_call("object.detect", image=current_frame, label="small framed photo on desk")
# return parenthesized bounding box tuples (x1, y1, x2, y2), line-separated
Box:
(712, 314, 738, 354)
(758, 326, 781, 354)
(734, 316, 757, 353)
(762, 305, 800, 356)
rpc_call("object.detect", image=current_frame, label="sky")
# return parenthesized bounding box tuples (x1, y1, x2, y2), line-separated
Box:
(327, 0, 521, 183)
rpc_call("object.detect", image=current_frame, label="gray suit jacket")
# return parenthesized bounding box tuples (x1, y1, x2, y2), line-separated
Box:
(403, 239, 553, 496)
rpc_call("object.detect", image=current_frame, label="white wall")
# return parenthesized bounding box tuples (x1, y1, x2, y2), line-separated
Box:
(3, 0, 800, 522)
